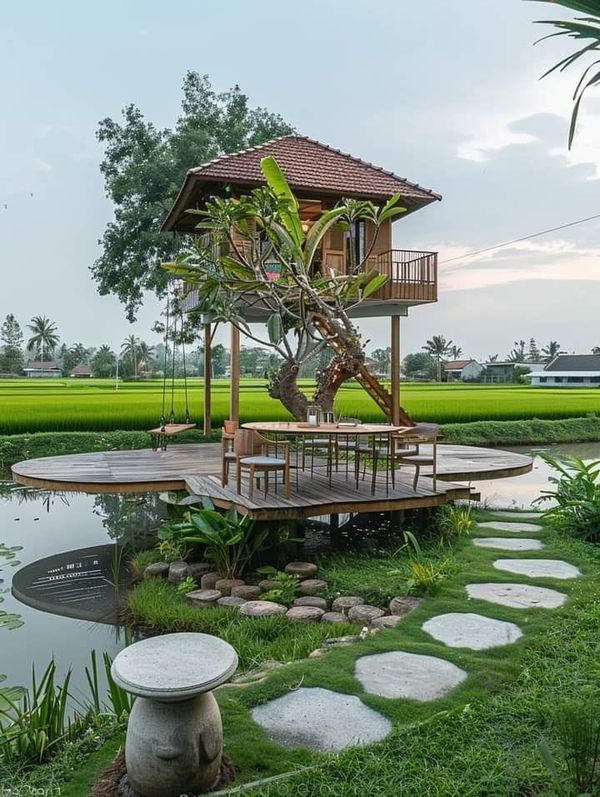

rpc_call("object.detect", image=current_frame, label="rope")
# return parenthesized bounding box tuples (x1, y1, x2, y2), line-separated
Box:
(180, 313, 191, 424)
(169, 314, 177, 425)
(160, 296, 170, 430)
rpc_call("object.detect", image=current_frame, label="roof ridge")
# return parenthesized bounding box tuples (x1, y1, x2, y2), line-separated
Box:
(189, 134, 298, 175)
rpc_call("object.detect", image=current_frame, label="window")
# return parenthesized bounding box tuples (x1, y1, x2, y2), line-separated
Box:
(567, 377, 584, 383)
(539, 377, 547, 384)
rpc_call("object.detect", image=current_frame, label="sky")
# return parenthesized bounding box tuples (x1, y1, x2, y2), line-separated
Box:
(1, 0, 599, 362)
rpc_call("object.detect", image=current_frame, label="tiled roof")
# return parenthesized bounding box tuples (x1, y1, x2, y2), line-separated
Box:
(444, 359, 475, 370)
(545, 354, 600, 372)
(25, 361, 60, 370)
(162, 135, 441, 231)
(70, 364, 92, 375)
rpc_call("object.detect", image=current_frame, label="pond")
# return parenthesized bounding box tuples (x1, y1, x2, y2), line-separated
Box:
(1, 440, 598, 695)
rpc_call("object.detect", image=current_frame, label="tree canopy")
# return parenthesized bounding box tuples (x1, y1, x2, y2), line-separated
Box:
(93, 72, 294, 320)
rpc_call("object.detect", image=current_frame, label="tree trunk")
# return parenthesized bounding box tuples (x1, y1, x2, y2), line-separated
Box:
(267, 360, 308, 420)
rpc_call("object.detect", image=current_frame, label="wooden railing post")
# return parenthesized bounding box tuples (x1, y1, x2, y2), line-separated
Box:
(203, 323, 212, 436)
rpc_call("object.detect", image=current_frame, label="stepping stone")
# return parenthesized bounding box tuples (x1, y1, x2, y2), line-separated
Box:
(144, 562, 169, 579)
(355, 651, 467, 701)
(187, 562, 212, 580)
(389, 596, 422, 616)
(466, 583, 567, 609)
(286, 606, 325, 623)
(239, 600, 287, 617)
(347, 605, 385, 625)
(251, 687, 391, 751)
(201, 572, 220, 590)
(331, 596, 363, 614)
(258, 578, 279, 592)
(186, 589, 221, 608)
(493, 559, 581, 580)
(321, 612, 347, 624)
(167, 561, 189, 583)
(284, 562, 318, 580)
(473, 537, 543, 552)
(490, 511, 543, 520)
(293, 596, 328, 610)
(298, 579, 328, 596)
(370, 615, 405, 629)
(215, 578, 245, 596)
(477, 521, 542, 533)
(422, 612, 523, 650)
(217, 595, 247, 607)
(231, 585, 261, 601)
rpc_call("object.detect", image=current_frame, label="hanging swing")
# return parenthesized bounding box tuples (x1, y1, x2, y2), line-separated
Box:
(148, 297, 196, 451)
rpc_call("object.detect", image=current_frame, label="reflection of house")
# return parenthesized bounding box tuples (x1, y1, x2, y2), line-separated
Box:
(529, 354, 600, 387)
(70, 364, 92, 378)
(444, 359, 483, 382)
(24, 361, 61, 378)
(481, 361, 545, 384)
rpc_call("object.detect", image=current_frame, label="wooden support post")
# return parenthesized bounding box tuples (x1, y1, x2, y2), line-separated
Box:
(230, 323, 240, 423)
(203, 323, 212, 436)
(390, 315, 400, 426)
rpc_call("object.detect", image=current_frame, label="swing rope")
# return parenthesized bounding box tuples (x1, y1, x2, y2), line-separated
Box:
(169, 314, 177, 425)
(180, 315, 191, 424)
(160, 296, 171, 431)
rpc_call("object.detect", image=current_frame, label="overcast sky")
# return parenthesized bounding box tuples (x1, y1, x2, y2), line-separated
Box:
(1, 0, 599, 361)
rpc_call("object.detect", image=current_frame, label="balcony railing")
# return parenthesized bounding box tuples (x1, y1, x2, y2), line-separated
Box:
(372, 249, 437, 302)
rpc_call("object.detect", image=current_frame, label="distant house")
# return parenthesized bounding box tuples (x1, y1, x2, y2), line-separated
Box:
(529, 354, 600, 387)
(70, 364, 92, 378)
(23, 361, 62, 378)
(443, 359, 483, 382)
(481, 361, 545, 384)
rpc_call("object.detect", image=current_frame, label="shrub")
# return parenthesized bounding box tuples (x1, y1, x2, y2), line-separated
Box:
(535, 454, 600, 543)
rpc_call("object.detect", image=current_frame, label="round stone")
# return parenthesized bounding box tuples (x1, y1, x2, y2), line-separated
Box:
(258, 578, 279, 592)
(466, 582, 567, 609)
(389, 596, 422, 616)
(293, 596, 328, 610)
(251, 687, 392, 752)
(422, 612, 523, 650)
(490, 511, 543, 520)
(167, 561, 188, 583)
(201, 572, 220, 590)
(477, 521, 543, 533)
(331, 596, 363, 614)
(370, 615, 404, 629)
(284, 561, 318, 580)
(238, 600, 287, 617)
(347, 604, 386, 625)
(111, 632, 238, 700)
(186, 589, 221, 608)
(493, 558, 581, 580)
(231, 585, 261, 600)
(321, 612, 347, 624)
(217, 595, 247, 607)
(144, 562, 169, 579)
(355, 651, 467, 701)
(187, 562, 212, 580)
(473, 537, 543, 551)
(299, 579, 328, 596)
(286, 606, 325, 623)
(215, 578, 245, 596)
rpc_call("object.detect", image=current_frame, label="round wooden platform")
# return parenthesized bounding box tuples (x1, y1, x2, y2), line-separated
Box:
(11, 442, 532, 494)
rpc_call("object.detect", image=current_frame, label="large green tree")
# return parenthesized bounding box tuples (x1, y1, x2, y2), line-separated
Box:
(94, 72, 294, 320)
(91, 345, 117, 378)
(422, 335, 453, 381)
(26, 316, 59, 362)
(0, 314, 24, 374)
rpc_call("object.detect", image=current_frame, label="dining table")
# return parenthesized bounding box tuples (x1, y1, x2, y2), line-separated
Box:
(241, 421, 411, 494)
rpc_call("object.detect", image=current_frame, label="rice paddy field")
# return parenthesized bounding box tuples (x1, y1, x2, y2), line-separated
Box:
(0, 378, 599, 434)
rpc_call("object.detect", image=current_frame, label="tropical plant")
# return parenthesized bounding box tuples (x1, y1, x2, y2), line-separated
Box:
(449, 345, 463, 360)
(85, 650, 133, 718)
(422, 335, 453, 381)
(120, 334, 140, 379)
(257, 566, 301, 605)
(25, 316, 59, 363)
(176, 575, 198, 596)
(539, 698, 600, 795)
(434, 504, 475, 546)
(91, 344, 117, 378)
(163, 156, 406, 419)
(507, 339, 527, 363)
(405, 559, 448, 595)
(159, 499, 276, 578)
(157, 538, 188, 563)
(534, 453, 600, 542)
(532, 0, 600, 148)
(542, 340, 562, 363)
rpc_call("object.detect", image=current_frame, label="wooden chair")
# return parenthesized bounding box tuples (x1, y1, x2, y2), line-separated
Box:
(234, 429, 291, 499)
(221, 420, 239, 486)
(393, 423, 439, 491)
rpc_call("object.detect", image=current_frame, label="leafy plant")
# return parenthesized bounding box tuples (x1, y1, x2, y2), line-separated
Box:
(434, 504, 475, 546)
(176, 575, 198, 596)
(405, 559, 448, 595)
(157, 538, 188, 563)
(539, 698, 600, 796)
(85, 651, 133, 718)
(257, 566, 300, 605)
(534, 454, 600, 543)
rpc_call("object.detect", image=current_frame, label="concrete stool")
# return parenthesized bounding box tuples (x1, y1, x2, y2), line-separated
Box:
(111, 632, 238, 797)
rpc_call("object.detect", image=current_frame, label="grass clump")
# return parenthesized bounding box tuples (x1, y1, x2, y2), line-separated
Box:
(127, 579, 356, 671)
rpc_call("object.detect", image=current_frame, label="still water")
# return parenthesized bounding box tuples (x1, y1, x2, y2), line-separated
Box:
(1, 441, 598, 693)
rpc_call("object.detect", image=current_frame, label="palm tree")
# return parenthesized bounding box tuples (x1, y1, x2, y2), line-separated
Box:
(592, 346, 600, 355)
(487, 354, 499, 362)
(449, 345, 462, 360)
(136, 341, 155, 374)
(422, 335, 453, 381)
(542, 340, 562, 363)
(26, 316, 59, 366)
(121, 334, 140, 379)
(507, 340, 527, 363)
(532, 1, 600, 148)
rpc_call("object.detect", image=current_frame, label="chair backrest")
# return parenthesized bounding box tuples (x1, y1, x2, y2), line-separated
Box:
(233, 429, 263, 457)
(223, 419, 239, 435)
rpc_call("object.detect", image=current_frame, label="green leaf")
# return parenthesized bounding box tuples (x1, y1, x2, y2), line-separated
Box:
(260, 156, 304, 247)
(267, 314, 284, 345)
(361, 273, 389, 299)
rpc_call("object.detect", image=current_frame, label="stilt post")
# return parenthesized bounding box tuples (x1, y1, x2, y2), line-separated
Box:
(203, 323, 212, 436)
(230, 324, 240, 423)
(390, 315, 401, 426)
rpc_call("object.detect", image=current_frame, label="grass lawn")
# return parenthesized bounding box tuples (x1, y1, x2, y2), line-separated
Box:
(1, 377, 600, 434)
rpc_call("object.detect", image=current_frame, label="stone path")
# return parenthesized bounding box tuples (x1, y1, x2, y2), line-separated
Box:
(473, 537, 543, 551)
(250, 510, 581, 754)
(489, 510, 543, 520)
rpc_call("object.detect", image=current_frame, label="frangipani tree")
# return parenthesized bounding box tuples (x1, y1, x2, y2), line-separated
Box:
(164, 157, 406, 419)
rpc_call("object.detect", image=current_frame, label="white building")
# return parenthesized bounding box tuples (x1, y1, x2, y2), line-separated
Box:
(23, 361, 62, 378)
(443, 359, 484, 382)
(529, 354, 600, 387)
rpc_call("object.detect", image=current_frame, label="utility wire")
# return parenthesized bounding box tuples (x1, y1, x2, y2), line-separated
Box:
(439, 211, 600, 265)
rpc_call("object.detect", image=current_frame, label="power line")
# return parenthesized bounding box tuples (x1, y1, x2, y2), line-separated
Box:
(439, 211, 600, 265)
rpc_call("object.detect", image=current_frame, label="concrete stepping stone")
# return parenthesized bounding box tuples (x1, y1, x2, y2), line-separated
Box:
(422, 612, 523, 650)
(293, 596, 328, 610)
(493, 559, 581, 580)
(186, 589, 222, 608)
(217, 595, 247, 607)
(490, 511, 543, 520)
(355, 651, 467, 701)
(466, 583, 567, 609)
(331, 596, 363, 614)
(215, 578, 245, 596)
(473, 537, 543, 552)
(370, 615, 405, 629)
(347, 604, 385, 625)
(298, 579, 328, 596)
(477, 521, 542, 533)
(239, 600, 287, 617)
(231, 585, 261, 601)
(251, 687, 391, 751)
(286, 606, 325, 623)
(284, 562, 318, 579)
(389, 596, 422, 616)
(321, 612, 347, 623)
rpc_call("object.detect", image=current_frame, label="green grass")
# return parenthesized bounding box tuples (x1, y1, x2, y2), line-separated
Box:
(1, 377, 600, 434)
